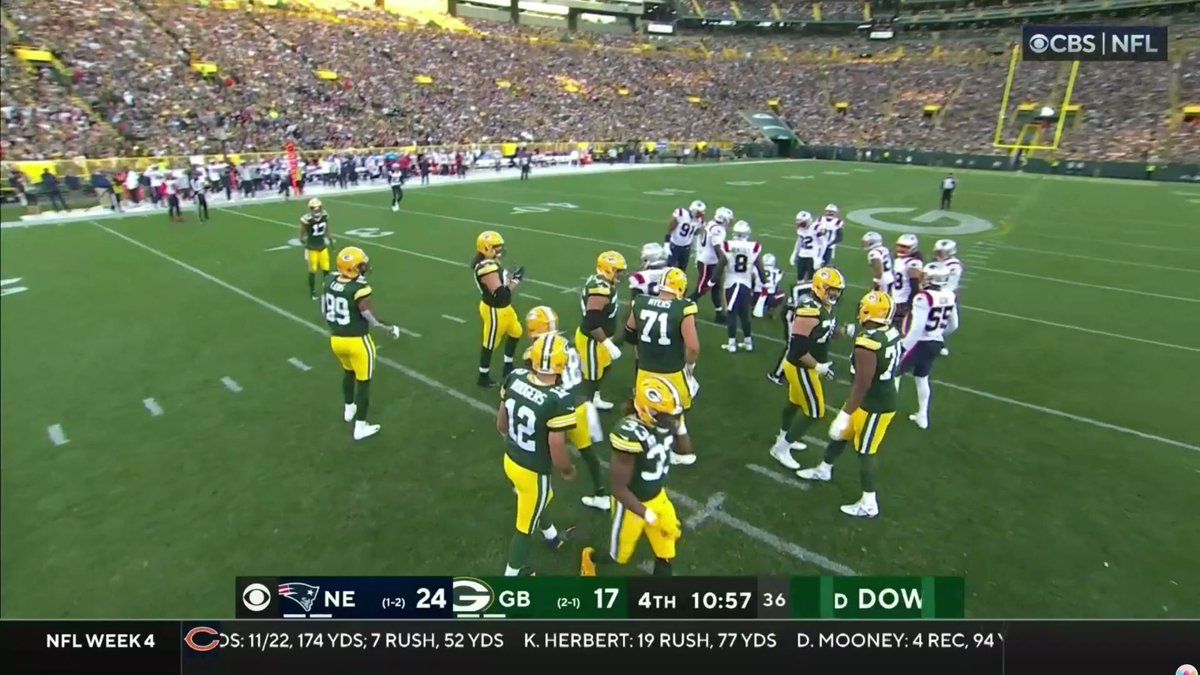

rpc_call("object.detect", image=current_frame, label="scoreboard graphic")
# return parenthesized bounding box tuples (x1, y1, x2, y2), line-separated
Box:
(233, 576, 966, 620)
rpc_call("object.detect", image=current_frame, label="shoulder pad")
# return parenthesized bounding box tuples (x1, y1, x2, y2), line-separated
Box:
(476, 261, 499, 276)
(682, 300, 698, 316)
(855, 334, 883, 351)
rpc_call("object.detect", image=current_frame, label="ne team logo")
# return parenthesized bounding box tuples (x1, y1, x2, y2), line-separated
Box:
(1022, 26, 1167, 62)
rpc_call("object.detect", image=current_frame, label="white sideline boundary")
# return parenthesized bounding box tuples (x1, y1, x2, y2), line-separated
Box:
(91, 219, 856, 576)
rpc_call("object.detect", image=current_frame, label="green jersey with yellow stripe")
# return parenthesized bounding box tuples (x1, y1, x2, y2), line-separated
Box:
(301, 210, 330, 250)
(501, 369, 577, 474)
(630, 295, 696, 373)
(609, 416, 673, 501)
(850, 326, 902, 413)
(323, 275, 371, 337)
(791, 289, 836, 362)
(578, 274, 619, 338)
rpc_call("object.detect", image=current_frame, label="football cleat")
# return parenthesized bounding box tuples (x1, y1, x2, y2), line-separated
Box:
(908, 413, 929, 430)
(766, 372, 784, 386)
(721, 342, 737, 352)
(592, 393, 615, 411)
(796, 464, 833, 482)
(580, 494, 611, 511)
(580, 547, 597, 577)
(940, 347, 951, 357)
(353, 420, 380, 440)
(669, 451, 697, 466)
(311, 293, 319, 301)
(545, 525, 576, 550)
(742, 339, 754, 352)
(840, 499, 880, 519)
(477, 375, 498, 389)
(391, 204, 399, 212)
(769, 439, 801, 470)
(343, 403, 357, 422)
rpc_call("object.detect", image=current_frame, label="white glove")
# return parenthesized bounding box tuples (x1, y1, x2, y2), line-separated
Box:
(602, 338, 622, 360)
(684, 366, 700, 397)
(642, 508, 658, 526)
(815, 362, 835, 380)
(789, 253, 797, 267)
(828, 410, 852, 440)
(388, 325, 401, 339)
(844, 323, 857, 339)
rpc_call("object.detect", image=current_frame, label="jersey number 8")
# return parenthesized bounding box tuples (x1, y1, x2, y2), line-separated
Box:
(733, 254, 749, 273)
(323, 293, 350, 325)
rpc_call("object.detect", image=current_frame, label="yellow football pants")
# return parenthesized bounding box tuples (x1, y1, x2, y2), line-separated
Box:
(307, 248, 330, 273)
(831, 409, 896, 455)
(609, 489, 679, 564)
(504, 454, 552, 535)
(330, 334, 375, 381)
(783, 361, 825, 418)
(480, 302, 522, 350)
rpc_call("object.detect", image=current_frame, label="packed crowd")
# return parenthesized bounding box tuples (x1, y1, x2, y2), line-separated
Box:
(1, 0, 1195, 163)
(686, 1, 864, 20)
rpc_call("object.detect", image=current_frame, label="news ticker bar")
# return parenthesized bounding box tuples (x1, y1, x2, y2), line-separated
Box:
(234, 576, 965, 620)
(4, 620, 1197, 675)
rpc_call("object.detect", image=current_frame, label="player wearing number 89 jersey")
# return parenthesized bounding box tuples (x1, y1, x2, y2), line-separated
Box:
(324, 247, 401, 441)
(624, 267, 701, 466)
(900, 262, 959, 430)
(580, 376, 683, 577)
(499, 333, 578, 576)
(797, 291, 901, 519)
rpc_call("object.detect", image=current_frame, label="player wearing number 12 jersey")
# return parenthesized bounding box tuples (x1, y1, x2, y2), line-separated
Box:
(580, 376, 684, 577)
(301, 198, 333, 299)
(624, 267, 700, 466)
(797, 291, 901, 519)
(498, 333, 578, 576)
(323, 247, 400, 441)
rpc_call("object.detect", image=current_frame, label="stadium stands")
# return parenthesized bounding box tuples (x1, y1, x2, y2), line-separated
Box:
(1, 0, 1196, 163)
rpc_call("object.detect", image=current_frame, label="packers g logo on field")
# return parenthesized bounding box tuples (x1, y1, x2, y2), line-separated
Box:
(452, 577, 495, 616)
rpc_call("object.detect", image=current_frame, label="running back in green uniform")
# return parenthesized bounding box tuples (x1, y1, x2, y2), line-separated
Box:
(500, 368, 577, 474)
(608, 416, 673, 501)
(630, 295, 696, 374)
(851, 327, 902, 413)
(323, 275, 371, 337)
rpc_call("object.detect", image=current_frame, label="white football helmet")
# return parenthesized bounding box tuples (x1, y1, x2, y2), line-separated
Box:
(824, 203, 839, 215)
(862, 231, 883, 248)
(689, 200, 707, 216)
(922, 261, 950, 288)
(731, 220, 752, 240)
(934, 239, 957, 259)
(714, 206, 733, 225)
(762, 253, 777, 269)
(795, 211, 813, 228)
(640, 242, 667, 268)
(896, 233, 919, 254)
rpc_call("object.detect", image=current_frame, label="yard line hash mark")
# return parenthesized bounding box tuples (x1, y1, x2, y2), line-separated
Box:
(288, 357, 312, 371)
(441, 315, 467, 324)
(746, 464, 811, 491)
(92, 220, 856, 575)
(685, 493, 727, 528)
(142, 398, 163, 417)
(399, 328, 422, 338)
(221, 377, 243, 393)
(47, 424, 69, 446)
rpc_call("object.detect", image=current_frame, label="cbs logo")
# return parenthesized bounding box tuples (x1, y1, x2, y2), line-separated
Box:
(242, 583, 271, 612)
(1027, 33, 1051, 54)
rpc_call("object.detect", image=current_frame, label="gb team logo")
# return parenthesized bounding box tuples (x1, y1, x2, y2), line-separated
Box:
(452, 577, 497, 618)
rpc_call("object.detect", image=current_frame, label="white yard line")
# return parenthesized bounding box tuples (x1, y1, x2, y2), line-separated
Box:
(288, 357, 312, 371)
(220, 376, 243, 393)
(746, 464, 811, 491)
(973, 265, 1199, 303)
(1025, 230, 1198, 252)
(224, 212, 1200, 450)
(47, 424, 69, 446)
(398, 328, 422, 338)
(986, 243, 1200, 274)
(685, 493, 727, 528)
(142, 398, 163, 417)
(441, 315, 467, 324)
(92, 220, 856, 574)
(523, 293, 544, 301)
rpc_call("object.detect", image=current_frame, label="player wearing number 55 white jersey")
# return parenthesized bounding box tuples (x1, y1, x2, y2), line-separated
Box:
(899, 262, 959, 430)
(664, 200, 705, 270)
(932, 239, 963, 357)
(526, 307, 607, 510)
(715, 221, 765, 353)
(624, 268, 701, 466)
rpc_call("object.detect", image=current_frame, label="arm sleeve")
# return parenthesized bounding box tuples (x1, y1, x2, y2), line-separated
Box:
(902, 295, 930, 350)
(946, 304, 960, 336)
(584, 308, 607, 334)
(491, 285, 512, 305)
(786, 331, 813, 364)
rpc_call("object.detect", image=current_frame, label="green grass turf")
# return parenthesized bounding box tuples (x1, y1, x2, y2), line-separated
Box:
(2, 160, 1197, 619)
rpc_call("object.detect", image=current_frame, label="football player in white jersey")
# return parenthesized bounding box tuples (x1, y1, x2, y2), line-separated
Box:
(754, 253, 787, 320)
(664, 200, 705, 270)
(814, 203, 844, 267)
(790, 211, 823, 283)
(862, 232, 895, 293)
(932, 239, 963, 356)
(525, 306, 608, 509)
(890, 233, 925, 331)
(630, 243, 669, 297)
(898, 262, 959, 430)
(692, 206, 730, 321)
(714, 220, 765, 352)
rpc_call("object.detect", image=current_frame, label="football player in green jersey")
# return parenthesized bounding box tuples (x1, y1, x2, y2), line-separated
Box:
(499, 333, 578, 576)
(323, 247, 401, 440)
(579, 375, 684, 577)
(769, 267, 845, 470)
(300, 198, 333, 299)
(797, 291, 902, 519)
(575, 251, 628, 410)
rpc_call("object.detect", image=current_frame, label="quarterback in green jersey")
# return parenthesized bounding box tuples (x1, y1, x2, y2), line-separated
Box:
(300, 198, 333, 299)
(797, 291, 902, 519)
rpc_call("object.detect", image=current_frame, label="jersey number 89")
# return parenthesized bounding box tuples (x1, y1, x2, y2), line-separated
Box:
(324, 294, 350, 325)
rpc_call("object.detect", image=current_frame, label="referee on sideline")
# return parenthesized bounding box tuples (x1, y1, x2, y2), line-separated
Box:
(940, 173, 956, 209)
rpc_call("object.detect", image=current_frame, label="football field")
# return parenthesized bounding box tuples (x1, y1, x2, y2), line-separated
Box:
(2, 160, 1197, 619)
